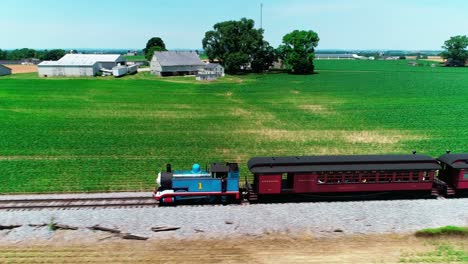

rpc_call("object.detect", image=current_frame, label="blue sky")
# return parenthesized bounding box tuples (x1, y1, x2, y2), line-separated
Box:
(1, 0, 468, 50)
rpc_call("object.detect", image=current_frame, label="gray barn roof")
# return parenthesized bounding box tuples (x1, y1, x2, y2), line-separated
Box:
(153, 51, 204, 66)
(248, 155, 441, 174)
(0, 64, 12, 71)
(205, 63, 222, 69)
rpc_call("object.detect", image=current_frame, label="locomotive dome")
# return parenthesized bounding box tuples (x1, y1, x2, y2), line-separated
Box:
(192, 163, 201, 173)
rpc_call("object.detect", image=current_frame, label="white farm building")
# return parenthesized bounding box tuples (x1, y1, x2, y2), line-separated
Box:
(38, 60, 100, 77)
(38, 54, 125, 77)
(0, 65, 12, 76)
(150, 51, 205, 76)
(196, 63, 225, 81)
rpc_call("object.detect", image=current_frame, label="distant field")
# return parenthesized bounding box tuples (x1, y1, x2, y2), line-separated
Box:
(7, 65, 38, 74)
(1, 60, 468, 193)
(124, 55, 146, 61)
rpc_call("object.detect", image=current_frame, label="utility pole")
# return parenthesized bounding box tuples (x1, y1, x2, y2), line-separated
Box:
(260, 3, 263, 30)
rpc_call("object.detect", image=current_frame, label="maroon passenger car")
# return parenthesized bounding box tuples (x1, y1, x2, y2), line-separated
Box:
(247, 154, 441, 199)
(438, 153, 468, 196)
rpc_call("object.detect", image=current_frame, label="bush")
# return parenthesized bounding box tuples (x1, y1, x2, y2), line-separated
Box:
(415, 226, 468, 237)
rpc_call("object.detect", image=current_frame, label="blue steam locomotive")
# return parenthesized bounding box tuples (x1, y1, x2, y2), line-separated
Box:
(154, 162, 240, 204)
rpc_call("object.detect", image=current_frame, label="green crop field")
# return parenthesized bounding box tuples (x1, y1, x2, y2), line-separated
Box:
(123, 55, 146, 61)
(1, 60, 468, 193)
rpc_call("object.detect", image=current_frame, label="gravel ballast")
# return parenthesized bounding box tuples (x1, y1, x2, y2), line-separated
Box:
(0, 198, 467, 242)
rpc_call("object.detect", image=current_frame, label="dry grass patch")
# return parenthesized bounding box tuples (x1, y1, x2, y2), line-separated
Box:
(343, 130, 424, 144)
(239, 129, 424, 145)
(231, 107, 252, 117)
(7, 65, 38, 74)
(86, 109, 205, 119)
(298, 104, 332, 115)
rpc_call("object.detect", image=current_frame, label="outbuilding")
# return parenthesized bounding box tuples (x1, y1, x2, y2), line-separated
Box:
(38, 60, 100, 77)
(150, 51, 205, 76)
(37, 54, 126, 77)
(203, 63, 224, 77)
(196, 72, 218, 81)
(0, 65, 12, 76)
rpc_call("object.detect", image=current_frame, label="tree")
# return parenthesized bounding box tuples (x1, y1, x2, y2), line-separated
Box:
(41, 49, 66, 60)
(202, 18, 272, 74)
(251, 41, 276, 73)
(0, 49, 6, 60)
(143, 37, 166, 60)
(144, 46, 165, 61)
(7, 48, 38, 60)
(278, 30, 320, 74)
(441, 35, 468, 66)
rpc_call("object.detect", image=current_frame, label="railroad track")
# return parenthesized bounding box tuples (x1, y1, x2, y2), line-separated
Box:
(0, 196, 158, 210)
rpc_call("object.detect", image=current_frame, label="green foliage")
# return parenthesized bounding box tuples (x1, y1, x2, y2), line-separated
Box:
(0, 48, 7, 60)
(2, 61, 468, 192)
(202, 18, 272, 74)
(415, 226, 468, 237)
(1, 48, 65, 61)
(143, 37, 167, 58)
(251, 41, 276, 73)
(48, 217, 57, 231)
(441, 35, 468, 66)
(278, 30, 319, 74)
(400, 243, 467, 263)
(7, 48, 39, 60)
(144, 46, 165, 61)
(40, 49, 66, 61)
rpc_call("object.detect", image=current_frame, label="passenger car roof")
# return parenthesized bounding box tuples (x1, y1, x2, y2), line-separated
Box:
(438, 153, 468, 169)
(248, 154, 441, 174)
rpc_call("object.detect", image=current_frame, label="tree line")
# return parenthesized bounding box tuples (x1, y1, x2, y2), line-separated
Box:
(0, 48, 66, 61)
(144, 18, 468, 73)
(144, 18, 320, 75)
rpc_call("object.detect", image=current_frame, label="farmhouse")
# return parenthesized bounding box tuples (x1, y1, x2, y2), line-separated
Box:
(196, 63, 225, 81)
(204, 63, 224, 77)
(0, 65, 12, 76)
(38, 54, 125, 77)
(150, 51, 205, 76)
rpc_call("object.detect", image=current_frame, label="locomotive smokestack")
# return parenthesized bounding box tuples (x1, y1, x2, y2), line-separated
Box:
(166, 164, 172, 172)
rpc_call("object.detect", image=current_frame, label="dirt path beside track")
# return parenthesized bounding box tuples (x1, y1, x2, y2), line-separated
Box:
(0, 233, 466, 263)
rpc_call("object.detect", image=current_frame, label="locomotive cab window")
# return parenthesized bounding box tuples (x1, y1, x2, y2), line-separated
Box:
(213, 172, 227, 178)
